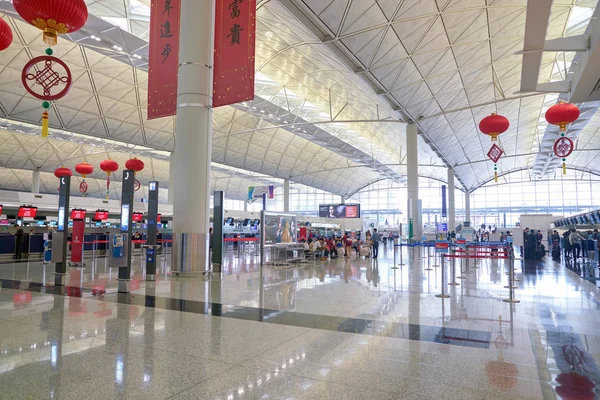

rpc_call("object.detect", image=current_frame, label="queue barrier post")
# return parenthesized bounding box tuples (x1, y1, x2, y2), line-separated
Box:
(503, 247, 520, 303)
(448, 248, 460, 286)
(435, 254, 451, 299)
(425, 246, 433, 271)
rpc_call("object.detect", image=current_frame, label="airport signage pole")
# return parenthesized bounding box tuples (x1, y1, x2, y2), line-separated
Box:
(117, 169, 135, 293)
(212, 191, 224, 273)
(146, 181, 159, 281)
(53, 175, 70, 286)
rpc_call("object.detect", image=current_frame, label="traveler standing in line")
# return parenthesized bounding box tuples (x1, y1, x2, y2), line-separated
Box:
(13, 224, 24, 260)
(372, 228, 381, 259)
(569, 229, 583, 260)
(523, 228, 530, 258)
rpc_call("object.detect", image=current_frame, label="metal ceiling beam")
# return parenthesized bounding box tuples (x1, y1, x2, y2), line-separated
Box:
(519, 0, 553, 93)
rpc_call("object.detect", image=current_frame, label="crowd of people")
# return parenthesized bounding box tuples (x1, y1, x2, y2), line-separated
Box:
(559, 228, 599, 261)
(301, 229, 397, 260)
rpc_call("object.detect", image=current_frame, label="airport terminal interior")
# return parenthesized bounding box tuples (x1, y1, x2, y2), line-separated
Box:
(0, 0, 600, 399)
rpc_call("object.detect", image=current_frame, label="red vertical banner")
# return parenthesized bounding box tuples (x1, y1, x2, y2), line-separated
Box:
(213, 0, 256, 108)
(147, 0, 181, 119)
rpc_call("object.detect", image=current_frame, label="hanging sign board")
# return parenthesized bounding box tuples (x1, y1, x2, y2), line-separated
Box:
(435, 240, 449, 253)
(213, 0, 256, 107)
(147, 0, 181, 119)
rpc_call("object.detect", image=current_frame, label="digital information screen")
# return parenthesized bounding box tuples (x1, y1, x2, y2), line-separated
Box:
(263, 213, 297, 245)
(18, 206, 38, 218)
(70, 209, 86, 220)
(58, 207, 65, 231)
(121, 204, 130, 232)
(132, 212, 143, 222)
(318, 204, 361, 218)
(94, 210, 109, 221)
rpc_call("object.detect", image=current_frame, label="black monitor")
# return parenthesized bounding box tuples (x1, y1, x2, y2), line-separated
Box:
(253, 219, 260, 226)
(243, 218, 250, 226)
(225, 217, 234, 225)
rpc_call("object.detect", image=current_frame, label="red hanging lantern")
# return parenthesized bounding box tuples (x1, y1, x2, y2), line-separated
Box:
(125, 157, 144, 174)
(479, 113, 510, 142)
(75, 162, 93, 195)
(54, 167, 72, 178)
(545, 101, 580, 132)
(12, 0, 88, 46)
(125, 157, 144, 191)
(0, 18, 13, 51)
(100, 159, 119, 199)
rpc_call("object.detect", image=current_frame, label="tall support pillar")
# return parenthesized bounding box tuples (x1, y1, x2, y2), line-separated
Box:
(465, 190, 471, 225)
(171, 0, 214, 275)
(340, 196, 345, 204)
(168, 152, 175, 205)
(31, 170, 40, 193)
(406, 123, 422, 239)
(283, 179, 290, 212)
(447, 169, 456, 232)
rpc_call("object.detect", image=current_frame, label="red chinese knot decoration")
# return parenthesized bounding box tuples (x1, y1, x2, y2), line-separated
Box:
(554, 136, 574, 175)
(487, 144, 504, 183)
(479, 113, 509, 142)
(545, 101, 580, 132)
(100, 159, 119, 199)
(22, 56, 72, 101)
(125, 158, 144, 191)
(21, 55, 73, 138)
(75, 162, 93, 195)
(12, 0, 88, 46)
(0, 18, 13, 51)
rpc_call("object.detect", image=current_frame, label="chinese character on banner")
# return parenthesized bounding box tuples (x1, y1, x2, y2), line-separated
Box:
(213, 0, 256, 107)
(148, 0, 181, 119)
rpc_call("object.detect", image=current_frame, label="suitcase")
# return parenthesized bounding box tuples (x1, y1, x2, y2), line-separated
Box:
(552, 248, 560, 259)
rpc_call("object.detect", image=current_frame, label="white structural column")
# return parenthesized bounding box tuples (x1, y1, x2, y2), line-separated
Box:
(406, 123, 422, 239)
(340, 196, 345, 205)
(447, 169, 456, 231)
(465, 190, 471, 224)
(31, 170, 40, 194)
(168, 151, 175, 205)
(283, 179, 290, 212)
(171, 0, 215, 274)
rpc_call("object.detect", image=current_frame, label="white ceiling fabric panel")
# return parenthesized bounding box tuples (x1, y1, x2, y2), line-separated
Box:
(0, 0, 595, 200)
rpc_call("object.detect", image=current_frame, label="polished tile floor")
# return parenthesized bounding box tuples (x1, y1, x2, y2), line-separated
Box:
(0, 243, 599, 399)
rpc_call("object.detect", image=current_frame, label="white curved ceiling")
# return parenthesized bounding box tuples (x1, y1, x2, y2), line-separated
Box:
(0, 0, 598, 201)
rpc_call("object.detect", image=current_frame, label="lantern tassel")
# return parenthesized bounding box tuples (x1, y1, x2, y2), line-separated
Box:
(494, 171, 498, 182)
(106, 176, 110, 200)
(41, 111, 49, 138)
(563, 162, 567, 175)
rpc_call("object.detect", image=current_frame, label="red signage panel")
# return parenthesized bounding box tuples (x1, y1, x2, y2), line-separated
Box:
(132, 212, 143, 222)
(94, 210, 109, 221)
(70, 209, 86, 220)
(0, 205, 3, 215)
(157, 213, 161, 223)
(213, 0, 256, 107)
(345, 205, 359, 218)
(71, 219, 85, 263)
(18, 206, 37, 218)
(147, 0, 181, 119)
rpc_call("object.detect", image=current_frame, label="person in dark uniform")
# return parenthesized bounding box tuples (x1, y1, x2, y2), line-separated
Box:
(13, 224, 24, 259)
